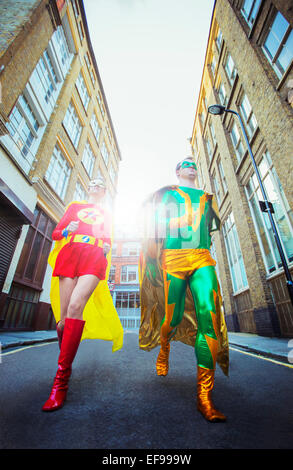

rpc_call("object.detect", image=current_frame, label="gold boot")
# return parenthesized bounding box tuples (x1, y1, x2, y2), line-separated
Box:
(197, 366, 226, 422)
(156, 339, 170, 376)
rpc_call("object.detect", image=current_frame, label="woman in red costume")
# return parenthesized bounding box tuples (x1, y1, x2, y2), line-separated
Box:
(42, 177, 115, 412)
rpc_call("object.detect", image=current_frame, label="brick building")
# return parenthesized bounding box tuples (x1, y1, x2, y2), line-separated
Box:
(0, 0, 121, 330)
(191, 0, 293, 337)
(109, 233, 141, 330)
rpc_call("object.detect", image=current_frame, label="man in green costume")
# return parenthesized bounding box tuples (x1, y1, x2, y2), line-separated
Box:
(139, 157, 229, 422)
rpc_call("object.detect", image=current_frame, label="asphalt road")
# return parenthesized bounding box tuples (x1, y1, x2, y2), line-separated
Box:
(1, 331, 293, 450)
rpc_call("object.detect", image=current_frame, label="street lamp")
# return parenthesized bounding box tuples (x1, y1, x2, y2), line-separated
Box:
(208, 104, 293, 307)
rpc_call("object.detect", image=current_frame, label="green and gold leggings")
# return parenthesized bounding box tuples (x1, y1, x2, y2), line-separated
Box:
(161, 249, 219, 370)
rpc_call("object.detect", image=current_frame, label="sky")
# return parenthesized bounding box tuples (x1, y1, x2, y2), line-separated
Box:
(83, 0, 215, 232)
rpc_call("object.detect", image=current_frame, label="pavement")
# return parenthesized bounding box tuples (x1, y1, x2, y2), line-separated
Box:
(0, 328, 292, 365)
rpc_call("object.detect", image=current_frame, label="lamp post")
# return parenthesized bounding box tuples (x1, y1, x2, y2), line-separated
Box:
(208, 104, 293, 307)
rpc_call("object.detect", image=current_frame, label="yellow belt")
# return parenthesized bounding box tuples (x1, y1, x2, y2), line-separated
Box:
(71, 234, 103, 247)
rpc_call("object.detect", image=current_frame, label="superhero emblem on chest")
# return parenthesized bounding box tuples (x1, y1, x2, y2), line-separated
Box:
(77, 207, 104, 225)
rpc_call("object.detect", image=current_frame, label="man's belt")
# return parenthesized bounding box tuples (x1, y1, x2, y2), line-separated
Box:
(71, 234, 104, 247)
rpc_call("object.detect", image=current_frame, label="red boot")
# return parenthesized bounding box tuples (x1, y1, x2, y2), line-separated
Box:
(42, 318, 85, 412)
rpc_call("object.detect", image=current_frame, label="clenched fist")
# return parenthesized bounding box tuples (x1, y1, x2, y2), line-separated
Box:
(66, 221, 79, 233)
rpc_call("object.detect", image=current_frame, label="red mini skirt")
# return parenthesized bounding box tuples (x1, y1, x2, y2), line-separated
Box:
(53, 243, 108, 280)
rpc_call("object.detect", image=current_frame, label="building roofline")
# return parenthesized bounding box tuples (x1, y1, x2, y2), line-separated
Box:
(79, 0, 122, 162)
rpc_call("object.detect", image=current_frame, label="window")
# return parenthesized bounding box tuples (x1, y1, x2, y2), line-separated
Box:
(77, 21, 84, 43)
(241, 0, 261, 28)
(33, 52, 58, 110)
(84, 53, 91, 71)
(109, 265, 116, 282)
(209, 121, 216, 147)
(72, 0, 79, 18)
(101, 140, 109, 166)
(90, 112, 101, 142)
(2, 25, 73, 174)
(52, 26, 72, 75)
(97, 91, 105, 118)
(76, 72, 90, 111)
(225, 53, 237, 84)
(205, 134, 213, 161)
(245, 151, 293, 274)
(196, 161, 203, 189)
(217, 157, 228, 196)
(115, 291, 140, 309)
(122, 243, 140, 256)
(218, 82, 228, 106)
(111, 243, 117, 256)
(262, 11, 293, 79)
(223, 212, 248, 293)
(63, 102, 82, 148)
(85, 53, 95, 86)
(216, 28, 223, 50)
(74, 180, 87, 201)
(239, 94, 258, 137)
(109, 162, 116, 183)
(45, 145, 71, 199)
(82, 141, 95, 177)
(211, 56, 217, 76)
(121, 265, 139, 283)
(212, 171, 221, 205)
(230, 122, 245, 162)
(89, 69, 95, 87)
(106, 123, 112, 143)
(6, 95, 40, 172)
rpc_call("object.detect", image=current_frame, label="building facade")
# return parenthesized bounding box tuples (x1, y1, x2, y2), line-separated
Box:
(109, 236, 141, 330)
(0, 0, 121, 330)
(191, 0, 293, 337)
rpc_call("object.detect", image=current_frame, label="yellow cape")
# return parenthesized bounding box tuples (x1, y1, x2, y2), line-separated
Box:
(48, 201, 123, 353)
(138, 187, 229, 376)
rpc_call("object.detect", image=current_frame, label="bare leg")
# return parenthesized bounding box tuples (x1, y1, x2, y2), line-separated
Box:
(67, 274, 100, 320)
(58, 276, 78, 330)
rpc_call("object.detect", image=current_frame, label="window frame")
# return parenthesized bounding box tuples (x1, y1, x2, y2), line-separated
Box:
(245, 151, 293, 274)
(115, 291, 140, 309)
(222, 212, 249, 294)
(76, 71, 90, 111)
(241, 0, 262, 28)
(45, 144, 71, 200)
(230, 121, 245, 163)
(82, 140, 96, 177)
(101, 140, 109, 166)
(120, 265, 139, 283)
(63, 101, 83, 149)
(90, 111, 101, 143)
(225, 52, 237, 85)
(218, 82, 228, 106)
(262, 11, 293, 79)
(239, 93, 258, 138)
